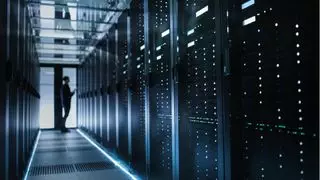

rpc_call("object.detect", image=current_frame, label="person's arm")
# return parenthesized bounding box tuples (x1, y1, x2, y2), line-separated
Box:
(71, 90, 75, 97)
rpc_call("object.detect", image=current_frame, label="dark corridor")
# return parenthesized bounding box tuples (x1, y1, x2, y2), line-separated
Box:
(0, 0, 318, 180)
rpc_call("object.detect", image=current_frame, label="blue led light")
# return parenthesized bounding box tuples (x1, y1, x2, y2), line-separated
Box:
(23, 130, 41, 180)
(77, 129, 140, 180)
(242, 0, 255, 9)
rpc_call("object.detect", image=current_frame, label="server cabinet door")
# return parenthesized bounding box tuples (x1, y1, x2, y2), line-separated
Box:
(178, 1, 220, 179)
(117, 11, 130, 161)
(227, 0, 319, 179)
(129, 0, 147, 177)
(148, 0, 175, 179)
(107, 26, 117, 150)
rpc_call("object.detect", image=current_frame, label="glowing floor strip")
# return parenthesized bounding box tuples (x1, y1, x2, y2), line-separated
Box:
(23, 130, 41, 180)
(77, 129, 139, 180)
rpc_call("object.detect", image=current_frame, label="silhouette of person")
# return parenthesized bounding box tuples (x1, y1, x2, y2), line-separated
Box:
(60, 76, 76, 133)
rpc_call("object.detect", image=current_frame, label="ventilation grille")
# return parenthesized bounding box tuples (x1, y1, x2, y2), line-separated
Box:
(36, 146, 95, 153)
(30, 162, 115, 176)
(40, 138, 84, 142)
(29, 164, 75, 176)
(37, 141, 89, 148)
(37, 142, 68, 147)
(67, 146, 95, 151)
(39, 137, 65, 141)
(36, 148, 67, 153)
(74, 162, 114, 172)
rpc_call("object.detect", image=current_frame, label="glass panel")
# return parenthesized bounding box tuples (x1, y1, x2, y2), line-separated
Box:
(36, 43, 93, 50)
(40, 67, 55, 129)
(39, 29, 81, 38)
(39, 57, 79, 62)
(63, 68, 77, 128)
(40, 4, 54, 18)
(37, 49, 87, 55)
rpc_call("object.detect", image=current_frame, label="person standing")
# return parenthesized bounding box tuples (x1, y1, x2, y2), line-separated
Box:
(60, 76, 76, 133)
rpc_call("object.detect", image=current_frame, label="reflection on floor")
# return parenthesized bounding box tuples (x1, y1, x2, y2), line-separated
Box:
(27, 130, 131, 180)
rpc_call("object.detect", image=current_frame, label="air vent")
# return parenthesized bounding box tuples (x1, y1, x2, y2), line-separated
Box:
(36, 147, 67, 153)
(36, 148, 67, 153)
(39, 137, 65, 141)
(29, 164, 75, 176)
(67, 146, 95, 152)
(74, 162, 114, 172)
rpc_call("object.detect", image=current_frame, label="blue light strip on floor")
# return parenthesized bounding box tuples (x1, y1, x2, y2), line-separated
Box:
(77, 129, 140, 180)
(23, 130, 41, 180)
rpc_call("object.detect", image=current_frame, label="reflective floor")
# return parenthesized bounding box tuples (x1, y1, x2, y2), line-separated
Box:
(27, 130, 130, 180)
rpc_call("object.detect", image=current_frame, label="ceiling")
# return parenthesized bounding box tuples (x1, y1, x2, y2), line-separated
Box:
(27, 0, 131, 65)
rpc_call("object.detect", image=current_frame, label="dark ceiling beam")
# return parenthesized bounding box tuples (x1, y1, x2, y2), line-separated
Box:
(35, 42, 94, 48)
(33, 27, 106, 33)
(35, 36, 93, 41)
(37, 47, 88, 52)
(30, 16, 114, 25)
(27, 1, 128, 12)
(36, 47, 89, 52)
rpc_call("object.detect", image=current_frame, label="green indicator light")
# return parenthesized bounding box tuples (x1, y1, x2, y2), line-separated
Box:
(300, 132, 305, 135)
(259, 128, 264, 131)
(293, 131, 297, 134)
(298, 127, 303, 130)
(278, 125, 286, 129)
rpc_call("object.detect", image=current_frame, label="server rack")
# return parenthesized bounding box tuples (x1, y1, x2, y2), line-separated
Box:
(227, 0, 319, 179)
(177, 1, 224, 179)
(77, 0, 319, 179)
(101, 37, 109, 147)
(1, 0, 40, 179)
(108, 25, 118, 150)
(129, 0, 148, 177)
(117, 11, 130, 161)
(148, 0, 176, 179)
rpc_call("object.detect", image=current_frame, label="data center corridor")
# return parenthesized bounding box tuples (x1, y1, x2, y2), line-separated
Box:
(26, 130, 133, 180)
(0, 0, 319, 180)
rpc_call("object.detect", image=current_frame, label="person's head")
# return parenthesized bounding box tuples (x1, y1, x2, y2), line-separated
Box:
(63, 76, 70, 84)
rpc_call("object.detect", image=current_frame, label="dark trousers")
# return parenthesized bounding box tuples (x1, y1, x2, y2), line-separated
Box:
(61, 104, 71, 129)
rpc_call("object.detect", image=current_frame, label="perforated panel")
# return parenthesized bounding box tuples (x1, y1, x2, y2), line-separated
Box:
(228, 0, 319, 179)
(1, 0, 41, 179)
(117, 11, 129, 160)
(107, 25, 117, 149)
(178, 1, 219, 179)
(130, 0, 147, 175)
(149, 0, 173, 178)
(74, 161, 114, 172)
(100, 38, 109, 147)
(29, 164, 75, 176)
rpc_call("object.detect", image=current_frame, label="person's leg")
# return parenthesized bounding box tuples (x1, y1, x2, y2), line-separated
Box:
(61, 105, 71, 132)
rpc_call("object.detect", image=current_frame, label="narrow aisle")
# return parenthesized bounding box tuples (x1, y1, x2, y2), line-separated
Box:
(27, 130, 131, 180)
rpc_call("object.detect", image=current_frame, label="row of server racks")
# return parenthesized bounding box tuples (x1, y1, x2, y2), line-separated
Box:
(0, 0, 41, 179)
(78, 0, 318, 179)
